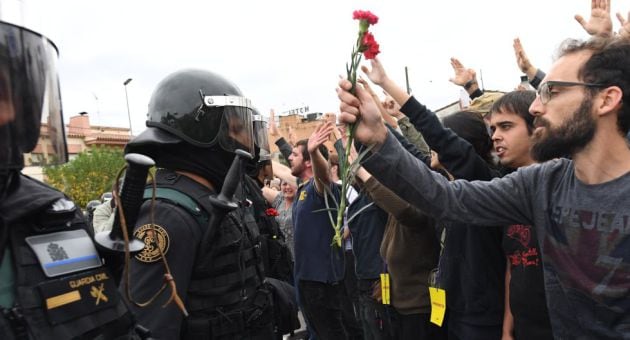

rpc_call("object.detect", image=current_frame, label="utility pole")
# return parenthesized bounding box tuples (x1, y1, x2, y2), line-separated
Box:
(405, 66, 411, 94)
(123, 78, 133, 136)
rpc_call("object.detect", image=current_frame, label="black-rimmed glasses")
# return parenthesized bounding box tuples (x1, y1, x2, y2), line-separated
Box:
(537, 81, 608, 104)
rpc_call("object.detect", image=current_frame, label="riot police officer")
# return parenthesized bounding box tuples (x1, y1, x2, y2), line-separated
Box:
(123, 69, 274, 339)
(243, 112, 293, 283)
(0, 21, 142, 339)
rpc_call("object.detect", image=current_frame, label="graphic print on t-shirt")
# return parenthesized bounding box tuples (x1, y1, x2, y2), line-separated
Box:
(506, 224, 540, 267)
(546, 204, 630, 304)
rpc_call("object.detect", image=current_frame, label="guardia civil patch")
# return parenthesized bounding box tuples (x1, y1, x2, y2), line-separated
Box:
(133, 224, 170, 263)
(25, 229, 102, 278)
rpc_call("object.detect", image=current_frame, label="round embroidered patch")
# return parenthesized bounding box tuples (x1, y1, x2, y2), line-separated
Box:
(133, 224, 170, 263)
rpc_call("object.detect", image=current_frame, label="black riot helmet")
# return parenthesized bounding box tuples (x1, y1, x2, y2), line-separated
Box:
(0, 21, 67, 199)
(252, 108, 270, 162)
(126, 69, 254, 157)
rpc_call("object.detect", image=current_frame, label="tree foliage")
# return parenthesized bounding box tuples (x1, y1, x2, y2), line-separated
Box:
(44, 147, 126, 208)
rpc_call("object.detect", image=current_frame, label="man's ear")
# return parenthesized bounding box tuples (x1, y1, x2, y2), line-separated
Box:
(304, 159, 312, 169)
(597, 85, 623, 117)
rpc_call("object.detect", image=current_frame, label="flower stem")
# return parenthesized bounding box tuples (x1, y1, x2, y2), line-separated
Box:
(333, 30, 364, 248)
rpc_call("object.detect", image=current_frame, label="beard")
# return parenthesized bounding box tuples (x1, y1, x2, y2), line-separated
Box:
(531, 95, 596, 162)
(290, 162, 304, 177)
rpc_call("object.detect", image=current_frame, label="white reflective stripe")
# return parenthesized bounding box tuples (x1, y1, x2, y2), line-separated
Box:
(203, 95, 251, 109)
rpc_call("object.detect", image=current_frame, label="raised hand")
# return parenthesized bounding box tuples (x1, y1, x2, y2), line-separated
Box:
(358, 77, 376, 96)
(616, 11, 630, 38)
(359, 77, 399, 129)
(513, 38, 537, 77)
(361, 57, 389, 86)
(575, 0, 613, 37)
(337, 78, 387, 147)
(307, 121, 334, 154)
(269, 109, 280, 137)
(448, 58, 476, 86)
(288, 126, 297, 146)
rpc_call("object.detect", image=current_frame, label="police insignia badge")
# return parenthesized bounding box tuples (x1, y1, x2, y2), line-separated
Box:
(25, 229, 102, 277)
(134, 224, 170, 263)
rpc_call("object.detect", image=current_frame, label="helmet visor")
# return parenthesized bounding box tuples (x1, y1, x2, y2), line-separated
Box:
(0, 22, 66, 169)
(218, 105, 254, 155)
(252, 115, 270, 155)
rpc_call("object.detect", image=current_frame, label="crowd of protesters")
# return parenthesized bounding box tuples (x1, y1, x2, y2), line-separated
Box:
(254, 1, 630, 339)
(66, 1, 630, 339)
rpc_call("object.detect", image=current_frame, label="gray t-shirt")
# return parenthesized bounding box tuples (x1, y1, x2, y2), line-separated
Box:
(273, 194, 294, 256)
(364, 131, 630, 339)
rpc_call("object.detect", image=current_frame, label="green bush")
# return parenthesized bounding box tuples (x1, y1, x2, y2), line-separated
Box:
(44, 147, 126, 208)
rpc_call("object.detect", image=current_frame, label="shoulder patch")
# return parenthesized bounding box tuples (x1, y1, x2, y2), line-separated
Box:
(133, 224, 170, 263)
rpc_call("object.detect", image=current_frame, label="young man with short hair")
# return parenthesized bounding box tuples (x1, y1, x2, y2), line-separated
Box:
(487, 91, 553, 340)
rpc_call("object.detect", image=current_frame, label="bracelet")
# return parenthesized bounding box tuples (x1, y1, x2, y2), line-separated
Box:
(464, 79, 477, 90)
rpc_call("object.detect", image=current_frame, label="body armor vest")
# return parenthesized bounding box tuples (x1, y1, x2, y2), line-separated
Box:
(242, 176, 293, 282)
(146, 170, 271, 338)
(0, 175, 135, 340)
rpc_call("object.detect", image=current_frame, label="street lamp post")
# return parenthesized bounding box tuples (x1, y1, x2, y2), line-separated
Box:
(123, 78, 133, 136)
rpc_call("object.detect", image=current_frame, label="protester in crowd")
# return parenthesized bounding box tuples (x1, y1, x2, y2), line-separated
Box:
(361, 57, 506, 340)
(341, 129, 443, 340)
(273, 122, 349, 339)
(92, 197, 115, 233)
(326, 152, 365, 340)
(483, 91, 554, 340)
(297, 123, 348, 339)
(338, 36, 630, 339)
(263, 178, 297, 258)
(330, 124, 392, 340)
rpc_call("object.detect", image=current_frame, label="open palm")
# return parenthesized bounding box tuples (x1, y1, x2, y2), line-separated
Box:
(575, 0, 612, 37)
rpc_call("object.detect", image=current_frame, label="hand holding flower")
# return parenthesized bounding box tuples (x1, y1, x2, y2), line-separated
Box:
(337, 79, 387, 150)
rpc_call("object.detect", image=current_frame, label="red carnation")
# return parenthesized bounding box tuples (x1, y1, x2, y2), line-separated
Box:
(362, 32, 380, 60)
(265, 208, 279, 217)
(353, 10, 379, 25)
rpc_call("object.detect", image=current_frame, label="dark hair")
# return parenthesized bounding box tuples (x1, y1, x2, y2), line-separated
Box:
(295, 139, 329, 161)
(442, 111, 494, 165)
(558, 37, 630, 135)
(489, 90, 536, 134)
(328, 153, 341, 178)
